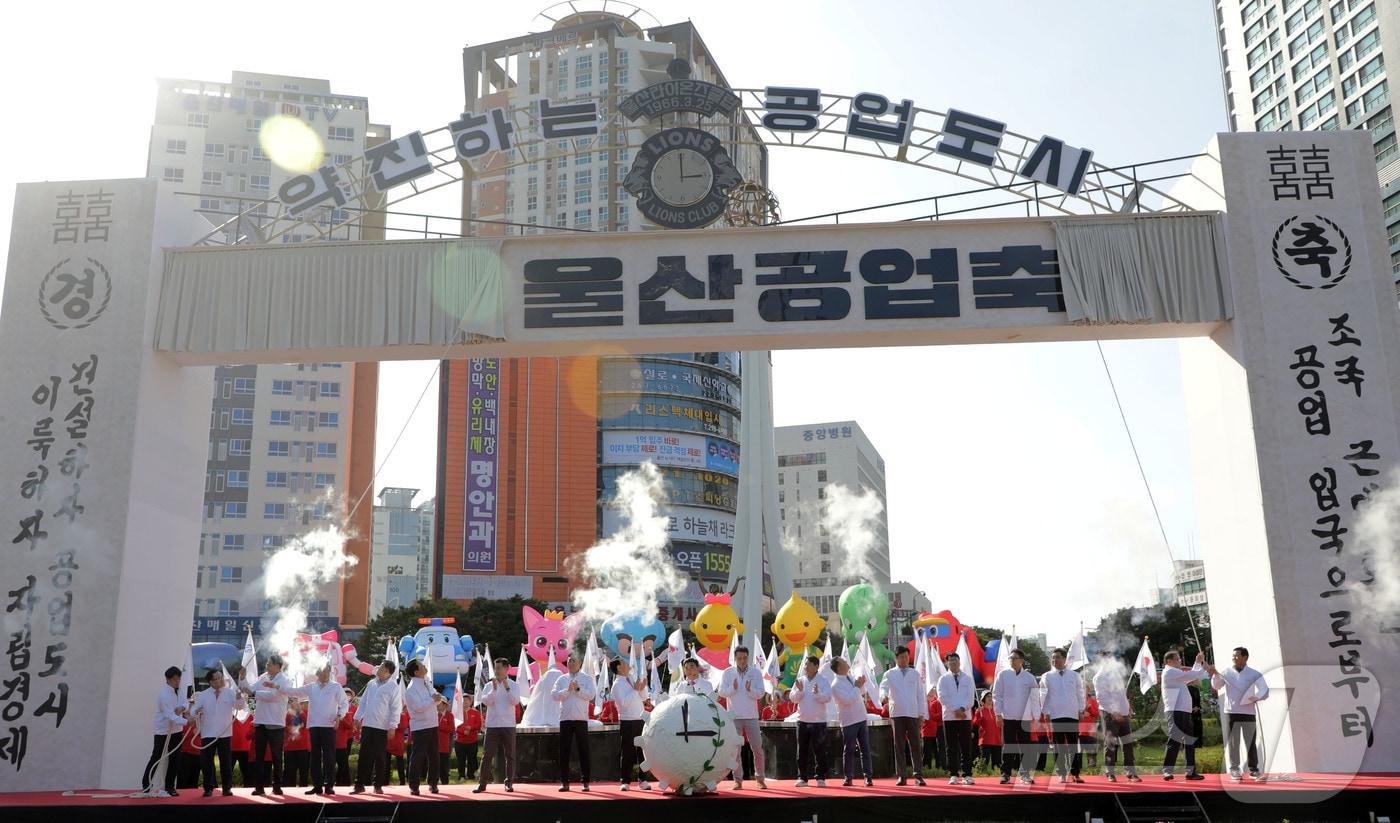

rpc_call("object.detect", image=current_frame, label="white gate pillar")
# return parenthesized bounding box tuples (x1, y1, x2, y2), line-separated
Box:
(1186, 131, 1400, 774)
(0, 179, 212, 789)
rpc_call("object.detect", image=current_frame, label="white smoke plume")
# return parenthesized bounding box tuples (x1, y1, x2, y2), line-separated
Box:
(822, 484, 884, 585)
(1349, 468, 1400, 643)
(571, 462, 686, 627)
(258, 495, 358, 683)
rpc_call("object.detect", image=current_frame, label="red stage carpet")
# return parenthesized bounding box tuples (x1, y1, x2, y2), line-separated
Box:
(4, 773, 1397, 822)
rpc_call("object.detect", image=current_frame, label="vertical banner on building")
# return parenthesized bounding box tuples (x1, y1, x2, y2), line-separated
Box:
(462, 358, 499, 571)
(1216, 131, 1400, 772)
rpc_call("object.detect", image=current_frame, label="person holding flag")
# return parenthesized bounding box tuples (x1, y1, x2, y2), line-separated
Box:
(609, 656, 652, 792)
(436, 689, 456, 785)
(454, 700, 483, 781)
(719, 645, 768, 790)
(1211, 646, 1270, 782)
(1160, 650, 1214, 781)
(673, 657, 714, 696)
(880, 645, 928, 787)
(191, 667, 244, 797)
(992, 648, 1038, 785)
(552, 651, 597, 792)
(1093, 655, 1141, 782)
(351, 659, 402, 794)
(403, 659, 447, 795)
(142, 665, 188, 797)
(285, 663, 348, 795)
(249, 654, 290, 796)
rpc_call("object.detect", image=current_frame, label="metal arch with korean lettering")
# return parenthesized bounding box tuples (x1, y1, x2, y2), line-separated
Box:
(192, 89, 1216, 247)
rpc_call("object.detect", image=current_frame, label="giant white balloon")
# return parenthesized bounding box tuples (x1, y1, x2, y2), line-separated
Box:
(637, 693, 741, 795)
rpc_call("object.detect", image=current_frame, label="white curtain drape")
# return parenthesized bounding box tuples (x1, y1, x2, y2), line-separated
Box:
(1052, 213, 1231, 324)
(154, 238, 505, 354)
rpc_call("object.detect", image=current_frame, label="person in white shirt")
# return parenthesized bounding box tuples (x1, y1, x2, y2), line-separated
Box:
(142, 665, 188, 796)
(1160, 650, 1213, 780)
(788, 655, 832, 788)
(351, 659, 403, 794)
(609, 657, 653, 792)
(1092, 656, 1141, 783)
(1211, 646, 1269, 781)
(992, 648, 1039, 785)
(286, 663, 349, 795)
(249, 654, 290, 796)
(879, 645, 928, 787)
(673, 657, 714, 696)
(830, 657, 873, 787)
(718, 646, 767, 790)
(552, 651, 597, 792)
(191, 668, 245, 797)
(474, 657, 521, 794)
(937, 652, 977, 785)
(403, 658, 446, 795)
(1039, 648, 1087, 784)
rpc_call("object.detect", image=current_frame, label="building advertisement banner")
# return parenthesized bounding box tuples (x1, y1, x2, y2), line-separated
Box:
(602, 430, 739, 474)
(462, 358, 499, 572)
(602, 503, 737, 546)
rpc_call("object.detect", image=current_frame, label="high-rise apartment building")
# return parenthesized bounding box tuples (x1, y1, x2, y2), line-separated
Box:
(148, 71, 386, 641)
(1215, 0, 1400, 278)
(773, 421, 891, 621)
(370, 488, 436, 618)
(436, 13, 767, 617)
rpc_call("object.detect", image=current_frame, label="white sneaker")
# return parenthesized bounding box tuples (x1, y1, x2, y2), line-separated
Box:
(620, 783, 629, 791)
(794, 779, 808, 788)
(963, 776, 975, 786)
(1020, 773, 1034, 785)
(156, 791, 174, 798)
(948, 776, 959, 785)
(1058, 774, 1068, 784)
(639, 780, 652, 791)
(733, 780, 743, 790)
(1228, 771, 1242, 783)
(816, 779, 826, 788)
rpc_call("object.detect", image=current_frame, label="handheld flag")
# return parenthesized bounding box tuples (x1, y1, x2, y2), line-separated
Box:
(241, 629, 259, 687)
(993, 628, 1016, 682)
(1066, 625, 1090, 671)
(180, 646, 195, 702)
(583, 629, 601, 678)
(954, 631, 972, 676)
(647, 643, 661, 697)
(515, 644, 533, 700)
(1134, 637, 1158, 695)
(452, 669, 466, 730)
(665, 628, 684, 677)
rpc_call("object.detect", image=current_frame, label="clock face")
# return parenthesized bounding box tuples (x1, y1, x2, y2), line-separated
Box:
(649, 148, 714, 208)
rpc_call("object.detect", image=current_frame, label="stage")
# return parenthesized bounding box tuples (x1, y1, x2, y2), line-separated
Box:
(5, 773, 1398, 823)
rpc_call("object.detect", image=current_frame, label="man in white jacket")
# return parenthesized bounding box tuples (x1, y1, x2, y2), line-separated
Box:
(718, 646, 767, 790)
(191, 668, 245, 797)
(250, 654, 290, 796)
(831, 657, 873, 787)
(404, 658, 447, 795)
(879, 645, 928, 787)
(142, 665, 187, 797)
(286, 663, 349, 795)
(788, 655, 832, 788)
(351, 659, 403, 794)
(552, 651, 596, 792)
(1040, 648, 1087, 784)
(1211, 646, 1269, 781)
(937, 652, 977, 785)
(992, 648, 1038, 785)
(610, 657, 653, 792)
(1161, 650, 1213, 781)
(473, 657, 521, 794)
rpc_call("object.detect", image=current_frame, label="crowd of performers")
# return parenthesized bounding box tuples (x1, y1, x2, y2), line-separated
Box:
(144, 640, 1268, 796)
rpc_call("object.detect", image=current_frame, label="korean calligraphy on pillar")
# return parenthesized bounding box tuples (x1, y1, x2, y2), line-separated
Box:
(462, 358, 499, 573)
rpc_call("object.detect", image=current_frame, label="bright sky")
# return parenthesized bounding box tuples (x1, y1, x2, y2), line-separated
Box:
(0, 1, 1225, 641)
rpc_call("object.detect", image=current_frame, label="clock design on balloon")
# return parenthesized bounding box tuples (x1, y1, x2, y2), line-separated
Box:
(623, 126, 744, 230)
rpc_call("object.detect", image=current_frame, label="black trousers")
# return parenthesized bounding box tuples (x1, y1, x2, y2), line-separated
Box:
(796, 721, 827, 780)
(253, 725, 284, 790)
(558, 720, 591, 785)
(231, 751, 250, 786)
(309, 727, 336, 789)
(438, 752, 451, 783)
(1103, 713, 1136, 772)
(619, 719, 645, 782)
(283, 750, 309, 786)
(143, 734, 180, 792)
(455, 741, 479, 778)
(1163, 710, 1198, 772)
(201, 736, 233, 791)
(408, 728, 440, 790)
(355, 726, 389, 789)
(922, 733, 945, 771)
(335, 746, 351, 784)
(1049, 717, 1082, 776)
(1001, 719, 1030, 776)
(943, 719, 973, 777)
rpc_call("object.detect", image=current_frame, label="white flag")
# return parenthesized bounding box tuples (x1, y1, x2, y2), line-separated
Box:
(1067, 626, 1090, 671)
(764, 637, 782, 690)
(515, 645, 533, 701)
(929, 636, 948, 687)
(387, 638, 405, 700)
(665, 628, 684, 677)
(219, 661, 234, 692)
(473, 647, 490, 707)
(583, 629, 601, 678)
(241, 629, 259, 687)
(728, 629, 740, 669)
(452, 670, 466, 731)
(1134, 637, 1158, 695)
(993, 631, 1016, 682)
(853, 633, 882, 704)
(647, 643, 661, 697)
(954, 631, 972, 675)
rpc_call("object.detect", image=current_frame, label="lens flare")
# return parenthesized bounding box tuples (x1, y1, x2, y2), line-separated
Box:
(259, 115, 325, 174)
